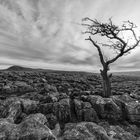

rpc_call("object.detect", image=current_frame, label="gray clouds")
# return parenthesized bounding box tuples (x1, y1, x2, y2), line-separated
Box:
(0, 0, 140, 71)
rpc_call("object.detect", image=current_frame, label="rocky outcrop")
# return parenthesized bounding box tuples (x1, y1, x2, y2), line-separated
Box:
(74, 99, 99, 122)
(1, 93, 140, 127)
(107, 125, 137, 140)
(2, 81, 34, 95)
(0, 97, 40, 122)
(130, 89, 140, 100)
(0, 97, 57, 139)
(112, 94, 140, 123)
(1, 98, 22, 122)
(99, 122, 137, 140)
(85, 95, 122, 121)
(20, 98, 39, 114)
(62, 122, 111, 140)
(0, 70, 139, 139)
(0, 97, 39, 123)
(46, 114, 58, 130)
(53, 98, 71, 124)
(81, 94, 140, 123)
(19, 113, 56, 140)
(39, 103, 54, 115)
(0, 113, 56, 140)
(125, 101, 140, 123)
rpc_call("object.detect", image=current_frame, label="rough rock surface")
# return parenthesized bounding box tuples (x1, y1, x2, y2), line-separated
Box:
(85, 95, 122, 121)
(0, 71, 139, 139)
(2, 98, 22, 123)
(53, 98, 71, 124)
(99, 121, 138, 140)
(1, 97, 39, 119)
(62, 122, 111, 140)
(112, 94, 140, 123)
(2, 81, 34, 95)
(74, 99, 99, 122)
(0, 113, 56, 140)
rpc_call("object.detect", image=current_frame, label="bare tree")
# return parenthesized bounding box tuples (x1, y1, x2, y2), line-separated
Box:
(82, 18, 140, 97)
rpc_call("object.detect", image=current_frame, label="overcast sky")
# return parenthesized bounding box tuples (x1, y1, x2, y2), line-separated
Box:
(0, 0, 140, 72)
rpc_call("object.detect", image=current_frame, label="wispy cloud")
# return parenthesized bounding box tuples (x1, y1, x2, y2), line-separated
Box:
(0, 0, 140, 71)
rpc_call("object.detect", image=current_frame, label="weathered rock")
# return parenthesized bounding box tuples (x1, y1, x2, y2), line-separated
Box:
(39, 103, 54, 115)
(2, 84, 13, 94)
(63, 122, 111, 140)
(0, 113, 56, 140)
(86, 95, 122, 121)
(7, 101, 22, 123)
(52, 123, 61, 138)
(14, 81, 34, 93)
(20, 98, 39, 114)
(100, 121, 140, 140)
(46, 114, 58, 130)
(0, 100, 4, 118)
(20, 92, 45, 101)
(1, 97, 39, 121)
(58, 93, 69, 100)
(53, 98, 71, 123)
(105, 125, 137, 140)
(125, 101, 140, 123)
(43, 83, 58, 93)
(112, 94, 140, 123)
(74, 99, 99, 122)
(44, 94, 58, 103)
(130, 89, 140, 100)
(121, 124, 140, 138)
(0, 118, 17, 139)
(2, 81, 34, 94)
(2, 98, 22, 123)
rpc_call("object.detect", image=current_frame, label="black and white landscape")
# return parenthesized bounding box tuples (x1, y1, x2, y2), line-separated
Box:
(0, 65, 139, 140)
(0, 0, 140, 140)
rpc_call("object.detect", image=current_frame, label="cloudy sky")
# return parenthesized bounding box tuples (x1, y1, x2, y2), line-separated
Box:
(0, 0, 140, 72)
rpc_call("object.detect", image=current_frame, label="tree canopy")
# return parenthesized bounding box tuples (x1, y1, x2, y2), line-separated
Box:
(82, 18, 140, 69)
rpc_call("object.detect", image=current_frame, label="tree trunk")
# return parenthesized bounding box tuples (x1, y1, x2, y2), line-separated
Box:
(100, 69, 112, 98)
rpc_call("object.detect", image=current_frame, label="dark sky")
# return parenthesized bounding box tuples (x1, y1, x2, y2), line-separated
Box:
(0, 0, 140, 72)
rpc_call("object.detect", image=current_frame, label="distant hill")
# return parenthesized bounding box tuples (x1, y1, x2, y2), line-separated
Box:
(3, 65, 94, 74)
(6, 65, 35, 71)
(3, 65, 140, 77)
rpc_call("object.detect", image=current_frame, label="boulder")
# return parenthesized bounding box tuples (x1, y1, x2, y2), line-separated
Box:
(46, 114, 58, 130)
(2, 98, 22, 123)
(74, 99, 99, 122)
(112, 94, 140, 123)
(58, 93, 69, 100)
(105, 125, 136, 140)
(44, 94, 58, 103)
(2, 81, 34, 95)
(39, 103, 54, 115)
(6, 100, 22, 123)
(20, 92, 45, 101)
(53, 98, 71, 123)
(20, 98, 39, 114)
(43, 83, 58, 93)
(86, 95, 122, 121)
(0, 118, 17, 139)
(0, 113, 56, 140)
(121, 124, 140, 138)
(1, 97, 39, 121)
(14, 81, 34, 94)
(63, 122, 111, 140)
(125, 101, 140, 123)
(130, 89, 140, 100)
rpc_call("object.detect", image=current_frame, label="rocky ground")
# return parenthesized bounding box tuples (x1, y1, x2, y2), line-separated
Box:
(0, 69, 139, 140)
